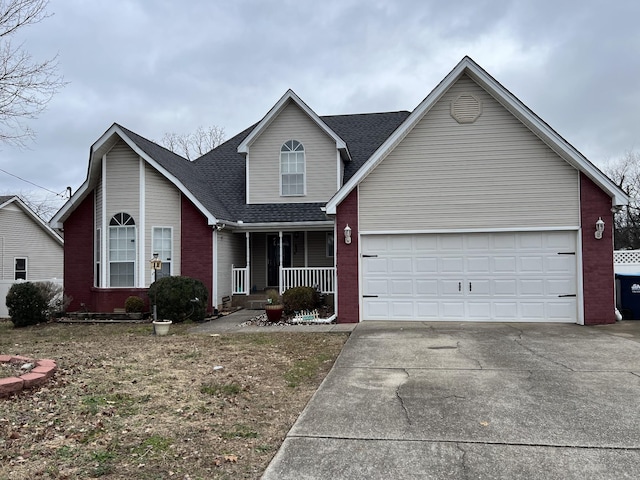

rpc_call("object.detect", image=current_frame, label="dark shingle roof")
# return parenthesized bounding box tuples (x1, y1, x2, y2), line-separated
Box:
(0, 195, 15, 204)
(117, 110, 410, 225)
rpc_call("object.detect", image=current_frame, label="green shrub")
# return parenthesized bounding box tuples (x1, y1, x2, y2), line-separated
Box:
(124, 295, 145, 313)
(148, 276, 208, 322)
(6, 282, 48, 327)
(282, 286, 320, 313)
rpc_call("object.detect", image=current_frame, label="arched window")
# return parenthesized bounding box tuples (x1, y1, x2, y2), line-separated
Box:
(280, 140, 305, 196)
(109, 213, 136, 287)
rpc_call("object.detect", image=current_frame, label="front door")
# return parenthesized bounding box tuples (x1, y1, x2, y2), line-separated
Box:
(267, 234, 292, 287)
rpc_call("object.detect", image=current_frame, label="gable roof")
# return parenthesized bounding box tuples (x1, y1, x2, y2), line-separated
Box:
(0, 195, 63, 245)
(51, 124, 222, 228)
(237, 89, 351, 161)
(194, 111, 409, 225)
(326, 56, 628, 214)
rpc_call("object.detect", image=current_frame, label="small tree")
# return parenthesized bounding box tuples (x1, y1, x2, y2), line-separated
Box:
(148, 276, 208, 322)
(605, 151, 640, 249)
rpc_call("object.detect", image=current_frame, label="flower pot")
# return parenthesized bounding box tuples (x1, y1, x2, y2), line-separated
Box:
(153, 320, 172, 336)
(265, 304, 283, 322)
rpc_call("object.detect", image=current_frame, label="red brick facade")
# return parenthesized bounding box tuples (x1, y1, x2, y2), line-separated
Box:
(180, 195, 214, 312)
(336, 188, 359, 323)
(63, 192, 214, 314)
(580, 172, 616, 325)
(63, 193, 95, 312)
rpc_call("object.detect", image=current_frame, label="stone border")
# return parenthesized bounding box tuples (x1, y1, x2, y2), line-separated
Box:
(0, 355, 57, 397)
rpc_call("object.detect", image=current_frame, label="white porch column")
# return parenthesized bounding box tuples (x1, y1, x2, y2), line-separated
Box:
(245, 232, 250, 295)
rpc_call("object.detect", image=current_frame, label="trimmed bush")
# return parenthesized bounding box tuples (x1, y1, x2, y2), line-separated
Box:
(6, 282, 48, 327)
(148, 276, 208, 322)
(124, 295, 145, 313)
(35, 281, 70, 318)
(282, 286, 320, 313)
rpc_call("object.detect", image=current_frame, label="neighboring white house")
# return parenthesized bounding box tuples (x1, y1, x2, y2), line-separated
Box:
(0, 196, 64, 317)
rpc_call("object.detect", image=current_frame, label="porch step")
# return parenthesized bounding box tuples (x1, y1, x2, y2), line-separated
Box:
(233, 293, 268, 310)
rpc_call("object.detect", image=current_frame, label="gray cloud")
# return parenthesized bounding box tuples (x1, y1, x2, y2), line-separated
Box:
(1, 0, 639, 203)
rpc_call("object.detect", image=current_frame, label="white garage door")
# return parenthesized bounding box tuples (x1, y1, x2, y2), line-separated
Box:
(361, 232, 577, 322)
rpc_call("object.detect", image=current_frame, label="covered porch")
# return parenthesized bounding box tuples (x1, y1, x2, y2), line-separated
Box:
(231, 229, 335, 298)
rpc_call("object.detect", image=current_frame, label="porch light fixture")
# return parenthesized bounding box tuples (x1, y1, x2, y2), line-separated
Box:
(595, 217, 605, 240)
(344, 224, 352, 244)
(150, 253, 162, 277)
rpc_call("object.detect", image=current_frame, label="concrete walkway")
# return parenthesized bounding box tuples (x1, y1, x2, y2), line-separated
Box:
(189, 308, 356, 334)
(262, 320, 640, 479)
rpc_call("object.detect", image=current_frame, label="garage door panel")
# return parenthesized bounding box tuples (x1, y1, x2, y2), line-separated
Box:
(467, 256, 490, 272)
(391, 301, 415, 318)
(467, 302, 492, 319)
(416, 257, 438, 273)
(494, 279, 517, 295)
(520, 256, 544, 273)
(493, 256, 517, 273)
(390, 279, 413, 295)
(360, 232, 577, 323)
(416, 280, 438, 295)
(363, 257, 388, 274)
(363, 279, 389, 295)
(519, 279, 545, 295)
(547, 255, 575, 272)
(441, 257, 464, 273)
(390, 258, 413, 273)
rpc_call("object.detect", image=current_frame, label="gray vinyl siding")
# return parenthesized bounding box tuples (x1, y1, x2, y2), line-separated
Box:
(216, 229, 234, 305)
(105, 140, 140, 221)
(248, 101, 338, 204)
(0, 204, 63, 280)
(358, 75, 580, 231)
(292, 231, 305, 267)
(145, 164, 181, 285)
(250, 233, 267, 291)
(307, 231, 333, 267)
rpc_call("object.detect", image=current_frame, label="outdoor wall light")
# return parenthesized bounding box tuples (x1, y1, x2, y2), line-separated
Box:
(344, 224, 352, 244)
(595, 217, 605, 240)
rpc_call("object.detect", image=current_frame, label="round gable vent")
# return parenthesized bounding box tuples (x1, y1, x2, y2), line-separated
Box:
(451, 93, 482, 124)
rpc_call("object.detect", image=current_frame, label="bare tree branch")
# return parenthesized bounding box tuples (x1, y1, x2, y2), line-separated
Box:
(161, 125, 225, 160)
(604, 151, 640, 249)
(0, 0, 65, 145)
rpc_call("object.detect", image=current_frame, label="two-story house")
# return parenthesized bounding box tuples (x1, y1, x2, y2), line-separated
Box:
(51, 57, 627, 325)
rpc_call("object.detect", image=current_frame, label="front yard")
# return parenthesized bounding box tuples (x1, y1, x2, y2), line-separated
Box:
(0, 320, 347, 479)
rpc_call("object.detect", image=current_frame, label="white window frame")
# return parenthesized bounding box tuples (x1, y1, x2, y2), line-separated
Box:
(108, 213, 136, 288)
(280, 140, 306, 196)
(152, 226, 173, 280)
(14, 257, 27, 280)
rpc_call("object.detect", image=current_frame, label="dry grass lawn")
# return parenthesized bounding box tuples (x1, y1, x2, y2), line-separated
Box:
(0, 319, 348, 479)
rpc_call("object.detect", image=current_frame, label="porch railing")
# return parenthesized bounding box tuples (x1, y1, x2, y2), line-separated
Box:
(282, 267, 335, 294)
(232, 265, 249, 295)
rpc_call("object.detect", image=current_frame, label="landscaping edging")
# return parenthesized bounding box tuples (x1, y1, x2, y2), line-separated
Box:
(0, 355, 57, 397)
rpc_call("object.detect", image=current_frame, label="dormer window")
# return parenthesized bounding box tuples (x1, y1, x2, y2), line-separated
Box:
(281, 140, 305, 196)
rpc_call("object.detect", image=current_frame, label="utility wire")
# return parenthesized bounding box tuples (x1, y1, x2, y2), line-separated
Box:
(0, 167, 66, 197)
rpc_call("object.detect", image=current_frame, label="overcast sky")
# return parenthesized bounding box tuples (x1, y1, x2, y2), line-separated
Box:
(1, 0, 639, 210)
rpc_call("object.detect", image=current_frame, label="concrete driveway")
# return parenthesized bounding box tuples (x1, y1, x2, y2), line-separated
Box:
(262, 321, 640, 479)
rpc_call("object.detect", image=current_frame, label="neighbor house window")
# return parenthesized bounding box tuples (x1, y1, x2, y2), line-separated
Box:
(109, 213, 136, 287)
(281, 140, 305, 196)
(152, 227, 172, 280)
(326, 232, 334, 258)
(14, 258, 27, 280)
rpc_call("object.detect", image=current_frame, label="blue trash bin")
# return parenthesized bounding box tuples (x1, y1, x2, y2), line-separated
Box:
(615, 273, 640, 320)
